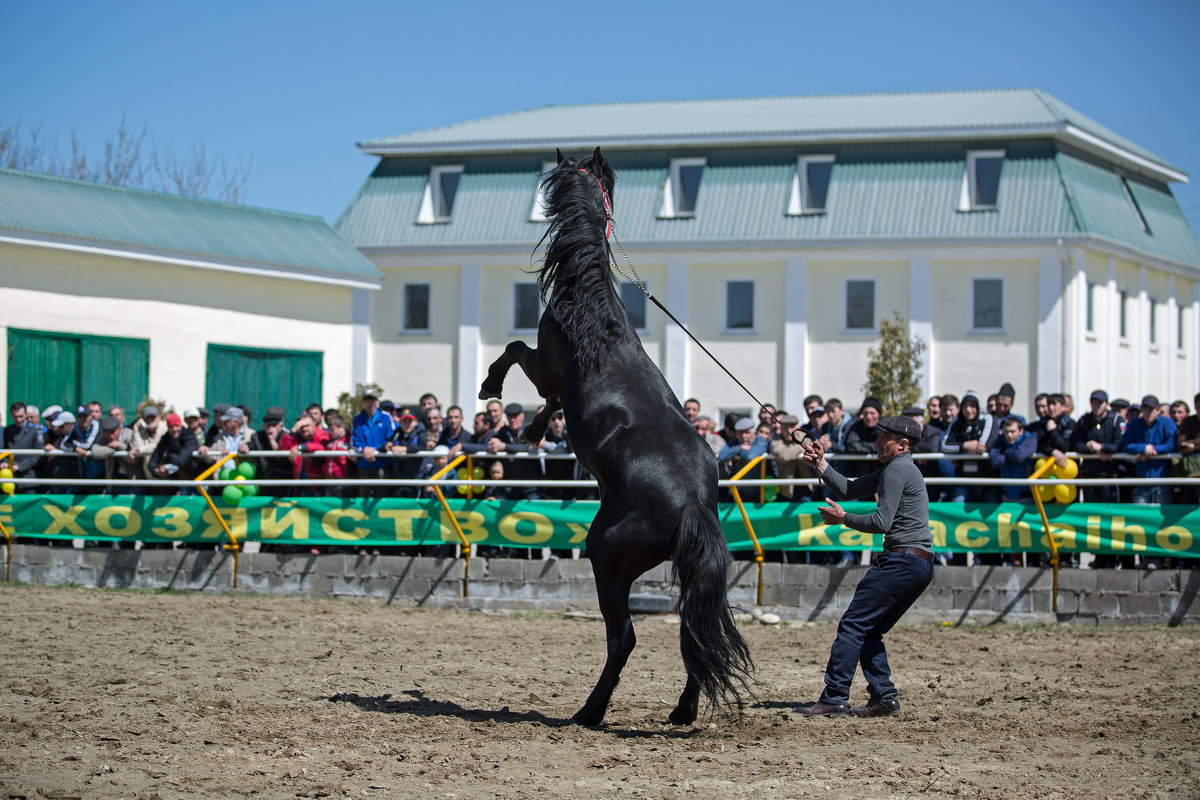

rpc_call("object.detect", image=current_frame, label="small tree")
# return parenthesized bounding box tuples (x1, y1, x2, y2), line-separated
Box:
(336, 382, 386, 423)
(862, 312, 925, 417)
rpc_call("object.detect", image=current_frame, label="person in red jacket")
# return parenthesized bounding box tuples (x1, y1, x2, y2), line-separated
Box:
(281, 414, 330, 493)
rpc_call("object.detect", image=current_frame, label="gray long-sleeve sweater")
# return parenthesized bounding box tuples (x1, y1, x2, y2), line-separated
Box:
(819, 451, 932, 551)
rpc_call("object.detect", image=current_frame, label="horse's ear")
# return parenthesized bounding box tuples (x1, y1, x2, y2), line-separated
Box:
(556, 148, 566, 165)
(592, 147, 606, 169)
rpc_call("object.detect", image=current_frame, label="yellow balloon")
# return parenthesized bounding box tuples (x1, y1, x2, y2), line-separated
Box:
(456, 468, 469, 480)
(1035, 457, 1048, 473)
(1059, 459, 1079, 479)
(457, 485, 469, 495)
(1054, 483, 1077, 504)
(471, 467, 484, 480)
(1037, 484, 1056, 503)
(235, 474, 247, 482)
(0, 467, 12, 480)
(1, 482, 13, 495)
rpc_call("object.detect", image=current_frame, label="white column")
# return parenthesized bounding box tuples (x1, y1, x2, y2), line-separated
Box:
(1106, 258, 1118, 392)
(455, 262, 482, 414)
(1194, 284, 1200, 396)
(351, 288, 371, 389)
(664, 257, 689, 400)
(1036, 253, 1063, 392)
(783, 256, 809, 412)
(1137, 265, 1148, 392)
(908, 254, 933, 400)
(1068, 249, 1087, 400)
(1167, 274, 1177, 397)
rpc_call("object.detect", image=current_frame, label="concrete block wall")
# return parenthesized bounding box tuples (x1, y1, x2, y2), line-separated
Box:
(4, 544, 1198, 626)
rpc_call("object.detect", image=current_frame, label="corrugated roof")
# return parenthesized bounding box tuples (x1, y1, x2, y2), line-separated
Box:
(335, 142, 1200, 268)
(359, 89, 1181, 179)
(0, 168, 382, 286)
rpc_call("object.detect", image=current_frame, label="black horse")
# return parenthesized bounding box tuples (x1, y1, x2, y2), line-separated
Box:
(479, 148, 753, 725)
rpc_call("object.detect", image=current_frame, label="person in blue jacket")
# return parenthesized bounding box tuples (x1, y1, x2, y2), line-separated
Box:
(988, 416, 1039, 503)
(351, 391, 395, 497)
(1119, 394, 1177, 505)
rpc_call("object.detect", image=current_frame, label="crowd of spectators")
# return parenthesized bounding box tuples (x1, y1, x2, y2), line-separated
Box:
(4, 383, 1198, 568)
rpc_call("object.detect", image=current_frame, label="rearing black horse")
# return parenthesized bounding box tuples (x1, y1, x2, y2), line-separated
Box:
(479, 148, 753, 725)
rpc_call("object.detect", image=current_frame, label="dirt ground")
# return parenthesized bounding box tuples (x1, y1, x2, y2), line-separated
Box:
(1, 586, 1197, 800)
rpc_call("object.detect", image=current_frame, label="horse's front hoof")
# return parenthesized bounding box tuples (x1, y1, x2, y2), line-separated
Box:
(572, 706, 605, 727)
(667, 705, 698, 726)
(478, 386, 500, 401)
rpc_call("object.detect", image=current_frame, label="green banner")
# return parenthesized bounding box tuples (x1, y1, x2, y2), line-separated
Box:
(1, 496, 1197, 557)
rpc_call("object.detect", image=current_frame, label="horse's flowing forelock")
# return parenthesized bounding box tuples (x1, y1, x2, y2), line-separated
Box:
(534, 156, 623, 376)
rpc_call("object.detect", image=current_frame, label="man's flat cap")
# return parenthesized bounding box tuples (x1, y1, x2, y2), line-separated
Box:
(734, 417, 757, 431)
(876, 415, 921, 442)
(504, 403, 524, 416)
(901, 406, 925, 417)
(1141, 394, 1160, 409)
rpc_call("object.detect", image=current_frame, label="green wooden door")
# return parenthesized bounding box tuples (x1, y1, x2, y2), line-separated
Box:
(205, 344, 323, 427)
(6, 328, 148, 412)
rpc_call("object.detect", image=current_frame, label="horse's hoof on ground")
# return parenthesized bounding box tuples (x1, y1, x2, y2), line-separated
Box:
(572, 707, 605, 727)
(667, 707, 698, 726)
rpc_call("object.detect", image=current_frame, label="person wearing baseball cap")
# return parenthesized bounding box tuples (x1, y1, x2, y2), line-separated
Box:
(351, 390, 394, 496)
(1068, 389, 1127, 566)
(1119, 393, 1178, 563)
(794, 410, 932, 719)
(487, 402, 543, 499)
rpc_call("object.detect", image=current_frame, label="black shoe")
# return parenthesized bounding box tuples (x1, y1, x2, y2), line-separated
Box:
(793, 700, 849, 717)
(850, 699, 900, 718)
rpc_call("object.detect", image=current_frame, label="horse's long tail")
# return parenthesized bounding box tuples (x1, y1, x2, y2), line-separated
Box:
(673, 505, 754, 712)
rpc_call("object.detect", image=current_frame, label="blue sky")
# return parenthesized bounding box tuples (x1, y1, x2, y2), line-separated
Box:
(5, 0, 1199, 231)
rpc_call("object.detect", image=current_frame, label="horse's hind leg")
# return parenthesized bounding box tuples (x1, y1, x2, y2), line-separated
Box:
(479, 341, 532, 400)
(669, 675, 701, 725)
(573, 558, 636, 726)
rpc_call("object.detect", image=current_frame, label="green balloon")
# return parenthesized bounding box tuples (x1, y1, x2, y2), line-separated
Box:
(241, 483, 259, 498)
(218, 467, 235, 481)
(222, 484, 244, 505)
(236, 461, 256, 480)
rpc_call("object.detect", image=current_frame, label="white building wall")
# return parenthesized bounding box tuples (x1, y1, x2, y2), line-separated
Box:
(0, 243, 357, 410)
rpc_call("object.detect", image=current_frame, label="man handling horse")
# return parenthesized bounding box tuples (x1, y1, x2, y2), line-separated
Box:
(795, 414, 933, 718)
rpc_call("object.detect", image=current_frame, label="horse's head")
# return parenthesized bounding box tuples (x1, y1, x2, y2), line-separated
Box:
(542, 148, 615, 241)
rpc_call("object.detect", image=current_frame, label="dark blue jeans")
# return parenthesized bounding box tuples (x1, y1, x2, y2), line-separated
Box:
(819, 551, 934, 705)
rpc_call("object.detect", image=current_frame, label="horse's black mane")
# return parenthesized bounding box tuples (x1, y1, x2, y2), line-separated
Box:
(534, 149, 623, 376)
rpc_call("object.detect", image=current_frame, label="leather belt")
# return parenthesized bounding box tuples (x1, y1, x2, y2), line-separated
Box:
(886, 547, 933, 561)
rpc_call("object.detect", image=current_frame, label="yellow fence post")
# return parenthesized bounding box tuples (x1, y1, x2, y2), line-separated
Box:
(0, 451, 12, 580)
(193, 453, 241, 588)
(1029, 458, 1066, 613)
(428, 455, 471, 597)
(728, 455, 767, 606)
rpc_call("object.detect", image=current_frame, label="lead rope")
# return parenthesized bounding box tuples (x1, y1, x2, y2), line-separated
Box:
(607, 222, 810, 447)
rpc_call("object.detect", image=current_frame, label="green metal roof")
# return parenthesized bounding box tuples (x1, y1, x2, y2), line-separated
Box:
(0, 168, 382, 287)
(335, 142, 1200, 268)
(359, 89, 1183, 182)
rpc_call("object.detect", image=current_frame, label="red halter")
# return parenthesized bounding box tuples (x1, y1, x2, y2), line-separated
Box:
(579, 168, 612, 240)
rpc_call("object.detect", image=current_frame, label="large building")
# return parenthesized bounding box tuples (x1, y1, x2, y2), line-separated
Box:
(0, 169, 381, 420)
(336, 89, 1200, 420)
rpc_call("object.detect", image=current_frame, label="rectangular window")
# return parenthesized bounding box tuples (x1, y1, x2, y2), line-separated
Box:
(788, 155, 835, 214)
(417, 165, 464, 223)
(659, 158, 706, 218)
(619, 282, 647, 330)
(513, 282, 541, 331)
(529, 161, 556, 222)
(1119, 290, 1129, 339)
(1149, 299, 1158, 346)
(402, 282, 430, 332)
(1085, 280, 1096, 333)
(960, 150, 1004, 210)
(1120, 176, 1151, 234)
(845, 279, 875, 331)
(972, 278, 1004, 330)
(725, 280, 755, 331)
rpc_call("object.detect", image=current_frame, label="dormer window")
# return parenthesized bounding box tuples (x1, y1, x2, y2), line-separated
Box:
(659, 158, 705, 218)
(960, 150, 1004, 211)
(529, 161, 555, 222)
(417, 165, 463, 223)
(1120, 176, 1151, 234)
(787, 155, 834, 215)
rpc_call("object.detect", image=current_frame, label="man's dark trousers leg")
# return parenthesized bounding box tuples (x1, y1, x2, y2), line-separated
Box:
(818, 552, 933, 706)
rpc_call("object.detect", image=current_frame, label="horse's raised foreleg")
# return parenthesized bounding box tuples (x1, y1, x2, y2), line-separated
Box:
(572, 557, 636, 726)
(478, 341, 532, 401)
(519, 394, 562, 444)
